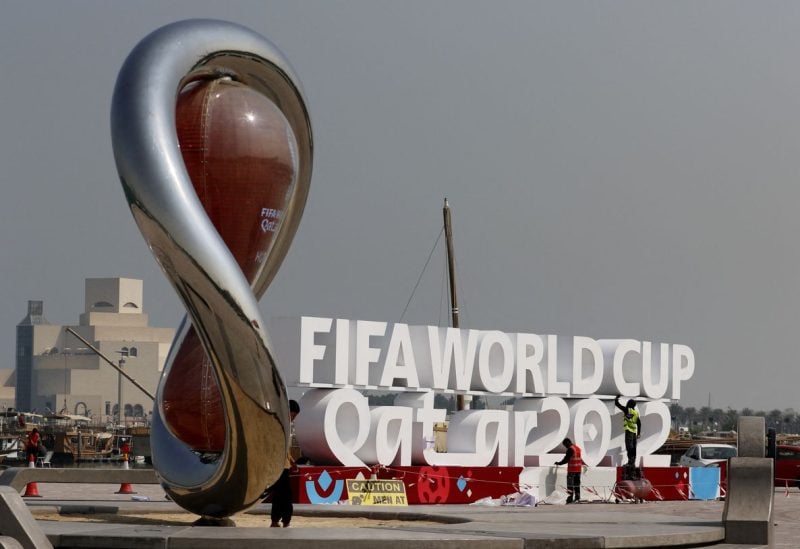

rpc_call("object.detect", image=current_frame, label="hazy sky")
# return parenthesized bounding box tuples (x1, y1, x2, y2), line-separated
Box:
(2, 1, 799, 411)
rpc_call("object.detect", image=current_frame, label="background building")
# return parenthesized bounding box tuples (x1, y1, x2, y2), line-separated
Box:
(14, 278, 174, 423)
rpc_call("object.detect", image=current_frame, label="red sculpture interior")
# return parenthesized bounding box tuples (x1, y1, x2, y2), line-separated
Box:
(161, 77, 297, 452)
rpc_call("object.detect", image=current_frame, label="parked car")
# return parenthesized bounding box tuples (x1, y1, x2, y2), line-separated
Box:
(679, 443, 737, 467)
(775, 444, 800, 488)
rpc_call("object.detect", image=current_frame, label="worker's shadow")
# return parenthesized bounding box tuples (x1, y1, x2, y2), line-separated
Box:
(542, 466, 562, 496)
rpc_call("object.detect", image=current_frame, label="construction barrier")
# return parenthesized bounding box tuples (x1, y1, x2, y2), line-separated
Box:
(114, 454, 137, 494)
(21, 457, 41, 498)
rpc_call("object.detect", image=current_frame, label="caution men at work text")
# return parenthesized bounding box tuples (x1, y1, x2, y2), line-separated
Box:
(346, 479, 408, 506)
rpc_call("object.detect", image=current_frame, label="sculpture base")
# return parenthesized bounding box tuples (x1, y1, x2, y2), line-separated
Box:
(193, 516, 236, 527)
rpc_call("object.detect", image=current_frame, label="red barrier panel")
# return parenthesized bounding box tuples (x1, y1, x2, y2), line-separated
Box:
(275, 465, 720, 504)
(285, 466, 522, 504)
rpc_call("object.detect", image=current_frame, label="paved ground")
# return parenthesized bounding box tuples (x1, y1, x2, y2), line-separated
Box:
(15, 481, 800, 548)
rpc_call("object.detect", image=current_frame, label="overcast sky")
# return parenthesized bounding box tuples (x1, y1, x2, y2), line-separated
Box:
(2, 1, 800, 411)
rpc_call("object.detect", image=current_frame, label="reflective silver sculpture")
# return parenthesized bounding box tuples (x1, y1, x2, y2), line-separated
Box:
(110, 19, 312, 518)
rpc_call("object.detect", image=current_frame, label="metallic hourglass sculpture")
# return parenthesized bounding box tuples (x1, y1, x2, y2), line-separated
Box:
(110, 20, 312, 518)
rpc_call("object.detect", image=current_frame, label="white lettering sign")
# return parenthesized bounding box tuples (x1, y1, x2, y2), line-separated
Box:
(273, 316, 694, 468)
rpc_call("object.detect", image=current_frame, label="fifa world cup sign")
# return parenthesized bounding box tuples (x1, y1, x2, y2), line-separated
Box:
(111, 20, 312, 518)
(272, 317, 696, 470)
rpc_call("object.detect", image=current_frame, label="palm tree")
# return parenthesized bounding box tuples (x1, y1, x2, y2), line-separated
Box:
(669, 403, 683, 431)
(788, 412, 800, 435)
(684, 407, 697, 433)
(722, 408, 739, 432)
(698, 406, 713, 431)
(711, 408, 725, 432)
(767, 409, 783, 433)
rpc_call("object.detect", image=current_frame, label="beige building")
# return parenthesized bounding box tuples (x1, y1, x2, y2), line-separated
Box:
(0, 369, 15, 410)
(15, 278, 175, 423)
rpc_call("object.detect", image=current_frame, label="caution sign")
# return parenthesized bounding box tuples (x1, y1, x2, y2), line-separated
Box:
(346, 479, 408, 506)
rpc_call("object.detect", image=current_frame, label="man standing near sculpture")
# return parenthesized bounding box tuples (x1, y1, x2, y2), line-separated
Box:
(555, 438, 584, 504)
(615, 395, 641, 467)
(270, 400, 300, 527)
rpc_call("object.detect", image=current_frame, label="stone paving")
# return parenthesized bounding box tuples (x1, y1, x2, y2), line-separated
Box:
(14, 480, 800, 548)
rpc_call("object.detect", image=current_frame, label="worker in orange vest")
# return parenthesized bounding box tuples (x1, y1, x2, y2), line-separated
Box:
(555, 438, 585, 504)
(25, 428, 41, 465)
(120, 440, 131, 460)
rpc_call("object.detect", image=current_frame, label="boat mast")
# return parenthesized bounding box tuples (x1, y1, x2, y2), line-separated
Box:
(443, 198, 469, 411)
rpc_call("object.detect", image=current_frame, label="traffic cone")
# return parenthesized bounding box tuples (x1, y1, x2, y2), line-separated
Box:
(23, 456, 41, 498)
(115, 453, 136, 494)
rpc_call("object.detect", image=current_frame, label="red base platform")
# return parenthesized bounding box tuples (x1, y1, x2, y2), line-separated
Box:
(271, 464, 727, 504)
(285, 465, 522, 505)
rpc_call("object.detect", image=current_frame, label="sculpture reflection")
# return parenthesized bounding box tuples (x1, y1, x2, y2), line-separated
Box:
(110, 20, 312, 518)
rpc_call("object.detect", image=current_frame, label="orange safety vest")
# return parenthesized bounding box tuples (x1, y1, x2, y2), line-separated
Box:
(568, 444, 583, 473)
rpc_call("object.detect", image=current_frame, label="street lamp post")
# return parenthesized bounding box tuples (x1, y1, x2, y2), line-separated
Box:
(118, 359, 124, 426)
(62, 349, 69, 414)
(116, 349, 129, 427)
